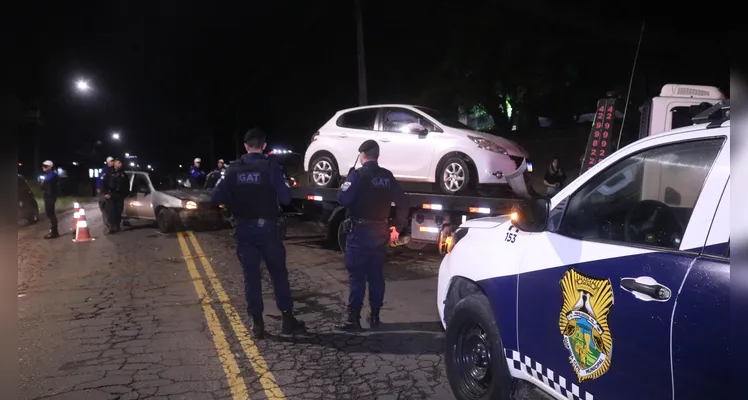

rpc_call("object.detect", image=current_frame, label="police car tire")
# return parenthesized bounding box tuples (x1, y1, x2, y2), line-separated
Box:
(26, 207, 39, 224)
(445, 294, 513, 400)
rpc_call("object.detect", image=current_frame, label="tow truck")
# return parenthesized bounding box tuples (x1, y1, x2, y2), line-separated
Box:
(286, 83, 726, 253)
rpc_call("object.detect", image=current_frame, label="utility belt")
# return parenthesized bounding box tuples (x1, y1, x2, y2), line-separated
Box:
(343, 218, 388, 233)
(235, 216, 287, 239)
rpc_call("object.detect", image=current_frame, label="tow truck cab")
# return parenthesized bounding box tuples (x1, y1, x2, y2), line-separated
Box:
(639, 83, 725, 138)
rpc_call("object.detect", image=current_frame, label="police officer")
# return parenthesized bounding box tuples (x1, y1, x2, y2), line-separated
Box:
(41, 160, 60, 239)
(212, 159, 226, 174)
(211, 128, 306, 338)
(335, 139, 408, 331)
(102, 158, 130, 234)
(97, 156, 114, 229)
(189, 158, 206, 188)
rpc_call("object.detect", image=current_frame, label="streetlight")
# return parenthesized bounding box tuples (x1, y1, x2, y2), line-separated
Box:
(147, 165, 152, 169)
(75, 79, 91, 92)
(125, 152, 129, 157)
(112, 132, 120, 140)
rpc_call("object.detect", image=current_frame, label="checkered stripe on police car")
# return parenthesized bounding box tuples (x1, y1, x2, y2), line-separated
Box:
(505, 349, 594, 400)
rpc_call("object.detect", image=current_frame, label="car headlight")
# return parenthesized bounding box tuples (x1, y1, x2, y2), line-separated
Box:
(184, 200, 198, 210)
(468, 135, 508, 155)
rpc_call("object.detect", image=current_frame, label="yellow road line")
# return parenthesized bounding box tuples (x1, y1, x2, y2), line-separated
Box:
(185, 231, 286, 400)
(176, 232, 249, 400)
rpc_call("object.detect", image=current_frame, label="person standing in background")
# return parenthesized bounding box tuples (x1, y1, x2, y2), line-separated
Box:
(188, 158, 206, 188)
(41, 160, 59, 239)
(543, 157, 567, 197)
(97, 156, 114, 229)
(102, 158, 129, 234)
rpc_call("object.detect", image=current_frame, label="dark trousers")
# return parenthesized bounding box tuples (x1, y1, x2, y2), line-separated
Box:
(344, 223, 389, 311)
(44, 196, 58, 234)
(98, 194, 109, 227)
(106, 195, 124, 230)
(234, 219, 293, 315)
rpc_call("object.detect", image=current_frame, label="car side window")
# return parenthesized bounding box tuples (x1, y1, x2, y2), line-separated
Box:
(382, 107, 436, 133)
(132, 175, 150, 192)
(558, 138, 724, 251)
(18, 176, 30, 193)
(336, 109, 378, 130)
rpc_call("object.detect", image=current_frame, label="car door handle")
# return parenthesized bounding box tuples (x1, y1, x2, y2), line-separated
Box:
(620, 277, 672, 302)
(338, 133, 348, 138)
(379, 138, 390, 142)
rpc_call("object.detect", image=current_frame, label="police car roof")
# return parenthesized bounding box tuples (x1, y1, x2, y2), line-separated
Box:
(636, 120, 730, 147)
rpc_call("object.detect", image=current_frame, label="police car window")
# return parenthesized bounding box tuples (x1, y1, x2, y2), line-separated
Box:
(559, 138, 724, 250)
(336, 109, 378, 130)
(382, 108, 436, 133)
(18, 176, 30, 192)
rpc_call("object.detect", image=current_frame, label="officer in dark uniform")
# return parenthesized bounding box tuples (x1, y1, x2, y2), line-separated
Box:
(212, 159, 226, 174)
(211, 128, 306, 339)
(335, 139, 408, 331)
(41, 160, 60, 239)
(102, 158, 130, 234)
(97, 156, 114, 229)
(189, 158, 206, 188)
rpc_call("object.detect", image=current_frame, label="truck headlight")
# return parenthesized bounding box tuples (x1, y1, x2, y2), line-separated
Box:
(468, 136, 508, 154)
(184, 201, 198, 210)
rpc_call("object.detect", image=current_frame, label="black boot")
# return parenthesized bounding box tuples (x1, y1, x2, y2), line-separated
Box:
(335, 309, 363, 332)
(281, 310, 306, 334)
(251, 314, 265, 339)
(44, 231, 59, 239)
(368, 308, 381, 330)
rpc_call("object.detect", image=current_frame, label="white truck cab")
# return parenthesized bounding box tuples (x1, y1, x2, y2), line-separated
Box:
(639, 83, 725, 138)
(437, 102, 730, 400)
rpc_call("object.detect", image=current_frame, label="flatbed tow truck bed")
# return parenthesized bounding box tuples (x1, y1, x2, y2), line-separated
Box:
(287, 186, 526, 252)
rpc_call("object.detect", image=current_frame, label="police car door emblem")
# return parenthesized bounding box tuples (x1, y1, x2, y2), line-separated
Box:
(341, 181, 352, 191)
(559, 268, 614, 382)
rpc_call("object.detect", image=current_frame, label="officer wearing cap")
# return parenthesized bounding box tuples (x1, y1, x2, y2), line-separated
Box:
(41, 160, 60, 239)
(211, 128, 306, 338)
(188, 158, 206, 188)
(335, 139, 408, 331)
(97, 156, 114, 229)
(102, 158, 129, 234)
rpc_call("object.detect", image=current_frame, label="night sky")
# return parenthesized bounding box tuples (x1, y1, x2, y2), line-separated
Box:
(15, 0, 729, 175)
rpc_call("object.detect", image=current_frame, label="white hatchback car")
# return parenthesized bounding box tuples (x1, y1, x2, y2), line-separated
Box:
(303, 104, 530, 195)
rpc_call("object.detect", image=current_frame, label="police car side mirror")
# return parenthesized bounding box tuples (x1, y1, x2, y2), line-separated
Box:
(511, 197, 549, 233)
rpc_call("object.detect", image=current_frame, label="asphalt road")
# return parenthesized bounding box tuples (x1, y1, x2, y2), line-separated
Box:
(18, 205, 548, 400)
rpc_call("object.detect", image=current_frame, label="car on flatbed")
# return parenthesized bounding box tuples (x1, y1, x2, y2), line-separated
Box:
(304, 104, 531, 195)
(436, 101, 730, 400)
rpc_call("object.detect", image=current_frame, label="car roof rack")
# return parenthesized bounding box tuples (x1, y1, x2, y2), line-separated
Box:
(692, 99, 730, 128)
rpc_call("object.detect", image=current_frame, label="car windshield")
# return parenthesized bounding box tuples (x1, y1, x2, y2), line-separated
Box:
(415, 106, 470, 130)
(150, 174, 179, 191)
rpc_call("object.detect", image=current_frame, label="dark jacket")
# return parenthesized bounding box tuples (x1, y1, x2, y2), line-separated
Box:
(41, 170, 59, 199)
(102, 168, 130, 196)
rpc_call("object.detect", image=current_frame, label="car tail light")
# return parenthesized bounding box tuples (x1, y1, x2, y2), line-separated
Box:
(311, 131, 320, 142)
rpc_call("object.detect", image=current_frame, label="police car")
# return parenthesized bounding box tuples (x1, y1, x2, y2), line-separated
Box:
(437, 106, 730, 399)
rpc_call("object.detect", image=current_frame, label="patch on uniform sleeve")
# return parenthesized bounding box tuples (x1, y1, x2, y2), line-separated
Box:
(341, 181, 352, 191)
(237, 172, 261, 184)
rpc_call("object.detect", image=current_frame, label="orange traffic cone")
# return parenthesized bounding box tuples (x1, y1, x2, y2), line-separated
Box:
(73, 208, 95, 243)
(72, 202, 80, 231)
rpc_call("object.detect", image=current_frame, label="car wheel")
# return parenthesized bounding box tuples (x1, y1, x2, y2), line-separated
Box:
(157, 208, 177, 233)
(439, 157, 471, 195)
(309, 154, 339, 188)
(27, 206, 39, 224)
(445, 294, 513, 400)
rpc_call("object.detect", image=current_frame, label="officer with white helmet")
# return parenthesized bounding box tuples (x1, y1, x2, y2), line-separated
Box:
(40, 160, 60, 239)
(188, 158, 206, 188)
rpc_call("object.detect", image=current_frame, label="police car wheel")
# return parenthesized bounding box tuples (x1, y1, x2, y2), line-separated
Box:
(438, 157, 471, 195)
(445, 294, 513, 400)
(27, 207, 39, 224)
